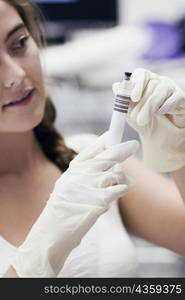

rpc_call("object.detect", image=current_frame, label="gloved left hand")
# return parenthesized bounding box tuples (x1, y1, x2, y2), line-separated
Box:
(12, 132, 138, 277)
(112, 68, 185, 172)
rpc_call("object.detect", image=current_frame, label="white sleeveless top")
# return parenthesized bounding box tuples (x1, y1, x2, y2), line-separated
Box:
(0, 202, 138, 277)
(0, 134, 139, 277)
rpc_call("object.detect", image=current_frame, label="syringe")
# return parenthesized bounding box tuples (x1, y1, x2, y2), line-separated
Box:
(107, 72, 132, 147)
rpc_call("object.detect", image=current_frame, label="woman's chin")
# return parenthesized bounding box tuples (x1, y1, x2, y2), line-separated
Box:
(4, 112, 45, 133)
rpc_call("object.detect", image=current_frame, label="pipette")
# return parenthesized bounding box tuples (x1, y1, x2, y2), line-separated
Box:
(107, 72, 132, 146)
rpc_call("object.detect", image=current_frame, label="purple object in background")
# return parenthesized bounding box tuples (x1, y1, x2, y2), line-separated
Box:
(142, 21, 183, 61)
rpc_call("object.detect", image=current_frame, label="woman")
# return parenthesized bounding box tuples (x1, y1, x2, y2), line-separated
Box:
(0, 0, 185, 278)
(0, 0, 138, 278)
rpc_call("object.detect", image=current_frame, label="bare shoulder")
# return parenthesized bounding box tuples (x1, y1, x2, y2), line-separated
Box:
(120, 154, 183, 208)
(121, 154, 175, 190)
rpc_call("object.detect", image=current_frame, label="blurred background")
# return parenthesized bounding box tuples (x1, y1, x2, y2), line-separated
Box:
(36, 0, 185, 277)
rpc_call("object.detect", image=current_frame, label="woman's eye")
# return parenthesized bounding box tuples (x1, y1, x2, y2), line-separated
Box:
(12, 36, 29, 53)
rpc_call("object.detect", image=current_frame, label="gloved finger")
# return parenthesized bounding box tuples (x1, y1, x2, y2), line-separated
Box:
(127, 100, 136, 114)
(103, 184, 129, 205)
(93, 140, 139, 171)
(80, 161, 124, 174)
(59, 171, 129, 189)
(112, 82, 122, 95)
(74, 159, 118, 172)
(108, 164, 135, 187)
(72, 131, 108, 163)
(136, 83, 173, 126)
(128, 79, 158, 123)
(112, 163, 123, 172)
(131, 68, 153, 102)
(169, 114, 185, 127)
(112, 81, 134, 97)
(157, 90, 185, 115)
(100, 171, 130, 188)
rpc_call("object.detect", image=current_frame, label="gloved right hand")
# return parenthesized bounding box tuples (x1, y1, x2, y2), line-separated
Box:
(127, 68, 185, 172)
(12, 132, 139, 278)
(113, 68, 185, 172)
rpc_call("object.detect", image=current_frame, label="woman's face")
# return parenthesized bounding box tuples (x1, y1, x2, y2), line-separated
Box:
(0, 0, 46, 133)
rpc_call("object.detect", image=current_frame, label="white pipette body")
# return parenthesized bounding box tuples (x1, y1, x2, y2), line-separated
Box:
(107, 72, 132, 147)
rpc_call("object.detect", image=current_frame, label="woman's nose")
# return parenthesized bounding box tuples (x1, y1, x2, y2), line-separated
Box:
(1, 55, 26, 89)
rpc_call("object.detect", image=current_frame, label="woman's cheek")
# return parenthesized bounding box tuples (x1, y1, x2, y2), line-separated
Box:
(25, 43, 45, 91)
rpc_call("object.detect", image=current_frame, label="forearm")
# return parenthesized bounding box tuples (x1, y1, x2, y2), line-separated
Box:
(3, 266, 19, 278)
(119, 156, 185, 256)
(171, 166, 185, 202)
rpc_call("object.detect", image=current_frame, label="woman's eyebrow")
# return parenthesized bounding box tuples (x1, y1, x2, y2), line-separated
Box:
(5, 23, 26, 42)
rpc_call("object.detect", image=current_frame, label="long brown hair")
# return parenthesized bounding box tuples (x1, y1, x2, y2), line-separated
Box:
(4, 0, 76, 171)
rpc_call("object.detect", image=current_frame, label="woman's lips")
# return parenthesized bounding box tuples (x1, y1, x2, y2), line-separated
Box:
(3, 89, 35, 108)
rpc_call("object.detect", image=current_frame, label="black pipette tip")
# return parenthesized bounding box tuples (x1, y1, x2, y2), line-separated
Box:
(124, 72, 132, 80)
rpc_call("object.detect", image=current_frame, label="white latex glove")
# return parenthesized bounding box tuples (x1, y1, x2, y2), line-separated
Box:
(113, 68, 185, 172)
(12, 132, 139, 277)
